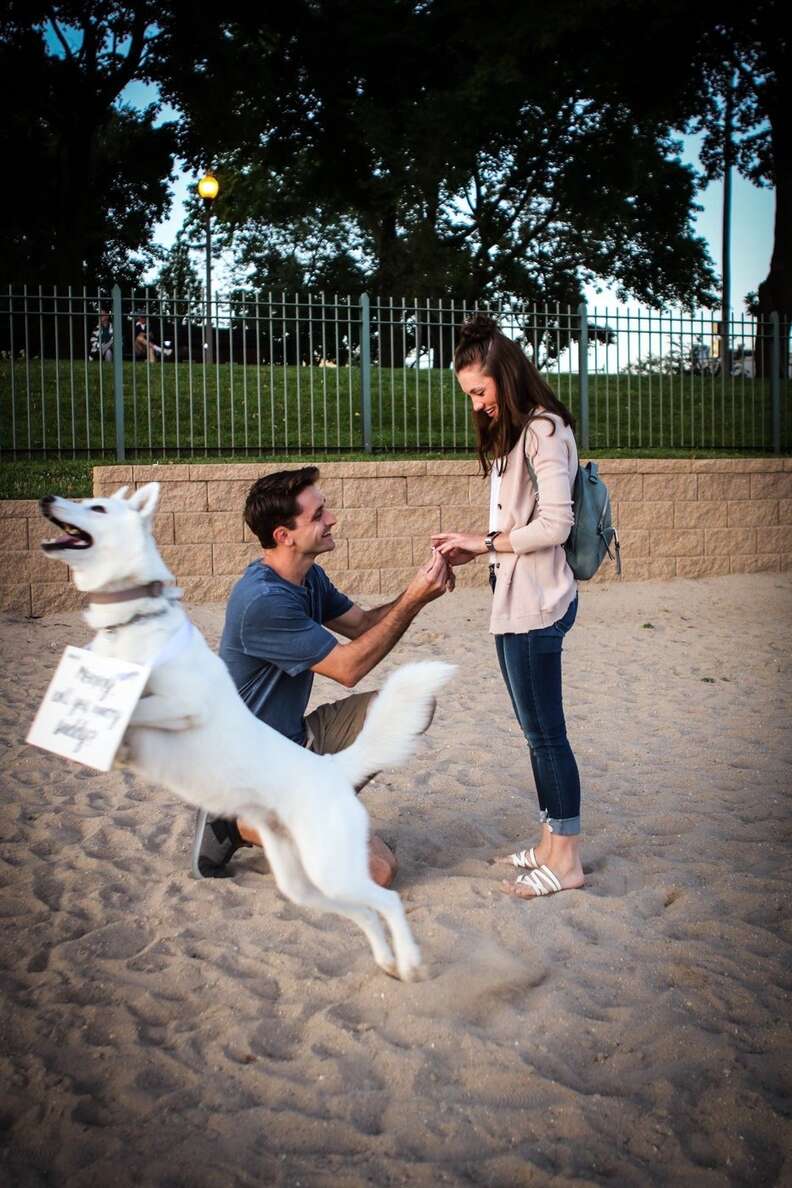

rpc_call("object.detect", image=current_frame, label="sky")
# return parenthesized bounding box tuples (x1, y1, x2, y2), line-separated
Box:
(127, 81, 776, 316)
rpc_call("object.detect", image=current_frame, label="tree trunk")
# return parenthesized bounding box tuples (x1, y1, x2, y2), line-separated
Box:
(755, 71, 792, 379)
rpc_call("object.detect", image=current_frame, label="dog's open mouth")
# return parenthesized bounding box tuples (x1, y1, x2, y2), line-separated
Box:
(41, 513, 94, 552)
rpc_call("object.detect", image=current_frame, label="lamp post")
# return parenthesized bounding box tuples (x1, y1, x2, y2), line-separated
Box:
(197, 171, 220, 364)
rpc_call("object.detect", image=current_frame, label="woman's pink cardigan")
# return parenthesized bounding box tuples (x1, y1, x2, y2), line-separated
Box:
(488, 414, 578, 634)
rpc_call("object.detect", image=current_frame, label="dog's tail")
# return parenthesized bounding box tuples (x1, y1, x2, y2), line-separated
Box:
(332, 661, 455, 789)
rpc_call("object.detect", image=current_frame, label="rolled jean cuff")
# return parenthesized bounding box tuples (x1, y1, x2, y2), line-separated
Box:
(545, 815, 581, 837)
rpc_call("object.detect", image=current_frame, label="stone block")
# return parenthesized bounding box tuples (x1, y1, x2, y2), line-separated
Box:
(592, 459, 639, 474)
(206, 480, 249, 511)
(647, 558, 678, 580)
(689, 459, 763, 473)
(619, 501, 673, 529)
(780, 499, 792, 524)
(133, 463, 192, 482)
(697, 474, 750, 501)
(727, 500, 778, 528)
(439, 505, 488, 533)
(28, 550, 68, 582)
(611, 559, 647, 582)
(28, 516, 59, 547)
(31, 583, 84, 614)
(425, 459, 480, 475)
(316, 539, 349, 569)
(676, 556, 731, 579)
(378, 507, 440, 537)
(154, 481, 208, 512)
(318, 478, 344, 508)
(348, 538, 413, 569)
(704, 527, 756, 556)
(750, 472, 792, 500)
(453, 563, 490, 588)
(339, 570, 381, 595)
(634, 459, 691, 473)
(650, 528, 703, 557)
(158, 544, 213, 575)
(379, 567, 418, 595)
(781, 554, 792, 572)
(174, 512, 244, 543)
(329, 508, 377, 539)
(643, 474, 698, 501)
(0, 500, 39, 517)
(468, 477, 490, 506)
(343, 478, 406, 508)
(3, 518, 28, 549)
(757, 525, 792, 554)
(674, 501, 728, 528)
(180, 576, 237, 604)
(91, 466, 133, 490)
(211, 542, 261, 575)
(373, 461, 427, 477)
(152, 513, 175, 545)
(606, 474, 644, 501)
(406, 476, 470, 506)
(188, 463, 274, 482)
(0, 584, 31, 614)
(617, 529, 650, 558)
(730, 554, 780, 574)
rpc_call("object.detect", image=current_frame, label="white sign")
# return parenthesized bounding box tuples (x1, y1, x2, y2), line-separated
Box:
(27, 646, 150, 772)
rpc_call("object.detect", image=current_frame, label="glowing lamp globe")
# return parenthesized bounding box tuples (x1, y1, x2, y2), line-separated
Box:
(197, 174, 219, 201)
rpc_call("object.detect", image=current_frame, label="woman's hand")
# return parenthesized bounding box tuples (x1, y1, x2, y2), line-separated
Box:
(431, 532, 485, 566)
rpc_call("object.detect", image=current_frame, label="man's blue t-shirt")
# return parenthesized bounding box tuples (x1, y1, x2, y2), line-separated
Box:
(219, 561, 353, 744)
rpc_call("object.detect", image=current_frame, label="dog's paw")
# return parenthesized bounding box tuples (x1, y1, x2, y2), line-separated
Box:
(398, 961, 429, 983)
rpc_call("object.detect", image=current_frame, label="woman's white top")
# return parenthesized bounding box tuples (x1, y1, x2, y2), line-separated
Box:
(489, 461, 504, 533)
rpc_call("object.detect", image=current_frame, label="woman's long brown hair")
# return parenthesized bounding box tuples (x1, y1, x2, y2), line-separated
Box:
(454, 314, 576, 476)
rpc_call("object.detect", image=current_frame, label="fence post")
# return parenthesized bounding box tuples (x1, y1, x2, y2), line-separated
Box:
(359, 292, 372, 453)
(577, 302, 589, 453)
(770, 311, 781, 454)
(112, 284, 125, 461)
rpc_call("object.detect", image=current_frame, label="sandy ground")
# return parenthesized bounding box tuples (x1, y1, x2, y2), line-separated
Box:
(0, 573, 791, 1188)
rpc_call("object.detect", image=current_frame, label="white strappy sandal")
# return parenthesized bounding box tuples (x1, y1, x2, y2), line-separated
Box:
(505, 847, 540, 870)
(510, 865, 564, 896)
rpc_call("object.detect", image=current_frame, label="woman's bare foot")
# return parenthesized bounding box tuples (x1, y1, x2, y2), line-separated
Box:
(500, 834, 584, 899)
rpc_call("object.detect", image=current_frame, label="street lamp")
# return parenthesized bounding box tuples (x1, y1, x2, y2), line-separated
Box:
(197, 171, 220, 364)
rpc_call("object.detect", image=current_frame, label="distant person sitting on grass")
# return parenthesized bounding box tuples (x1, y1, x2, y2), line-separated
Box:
(90, 310, 113, 362)
(134, 314, 172, 362)
(197, 466, 454, 887)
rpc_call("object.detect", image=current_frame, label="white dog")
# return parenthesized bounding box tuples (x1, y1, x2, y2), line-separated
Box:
(39, 483, 453, 980)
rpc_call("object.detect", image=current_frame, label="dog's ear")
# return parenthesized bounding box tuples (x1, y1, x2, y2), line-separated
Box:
(111, 485, 129, 500)
(127, 482, 161, 522)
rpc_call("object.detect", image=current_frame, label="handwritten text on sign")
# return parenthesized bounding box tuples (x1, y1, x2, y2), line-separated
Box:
(27, 646, 150, 772)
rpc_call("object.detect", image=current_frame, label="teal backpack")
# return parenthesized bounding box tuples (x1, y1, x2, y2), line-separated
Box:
(564, 460, 621, 580)
(524, 453, 621, 581)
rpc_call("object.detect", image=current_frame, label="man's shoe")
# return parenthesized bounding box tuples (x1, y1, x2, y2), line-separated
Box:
(196, 816, 251, 878)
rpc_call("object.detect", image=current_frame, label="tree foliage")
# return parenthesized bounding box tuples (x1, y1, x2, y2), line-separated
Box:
(0, 1, 175, 285)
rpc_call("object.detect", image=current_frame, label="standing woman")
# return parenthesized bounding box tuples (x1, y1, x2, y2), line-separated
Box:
(432, 314, 584, 900)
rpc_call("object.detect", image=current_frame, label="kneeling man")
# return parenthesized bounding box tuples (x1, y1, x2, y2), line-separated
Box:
(198, 466, 452, 886)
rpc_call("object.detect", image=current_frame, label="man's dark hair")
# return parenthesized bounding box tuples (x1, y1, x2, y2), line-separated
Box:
(245, 467, 320, 548)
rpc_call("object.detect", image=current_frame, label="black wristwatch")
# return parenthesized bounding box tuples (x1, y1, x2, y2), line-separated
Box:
(485, 530, 501, 554)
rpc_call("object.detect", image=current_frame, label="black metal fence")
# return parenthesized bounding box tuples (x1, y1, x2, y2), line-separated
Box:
(1, 285, 789, 458)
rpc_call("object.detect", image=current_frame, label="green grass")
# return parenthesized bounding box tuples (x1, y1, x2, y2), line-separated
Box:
(2, 359, 789, 499)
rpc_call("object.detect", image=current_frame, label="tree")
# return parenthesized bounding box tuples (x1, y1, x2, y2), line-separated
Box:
(154, 226, 203, 318)
(151, 1, 716, 314)
(0, 2, 176, 285)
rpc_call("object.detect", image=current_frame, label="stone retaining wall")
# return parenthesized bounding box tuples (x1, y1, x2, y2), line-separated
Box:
(2, 458, 790, 615)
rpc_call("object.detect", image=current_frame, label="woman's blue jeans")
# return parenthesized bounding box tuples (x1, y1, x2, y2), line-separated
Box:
(494, 596, 581, 836)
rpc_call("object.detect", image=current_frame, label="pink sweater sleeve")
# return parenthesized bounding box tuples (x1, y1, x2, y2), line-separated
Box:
(509, 419, 574, 554)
